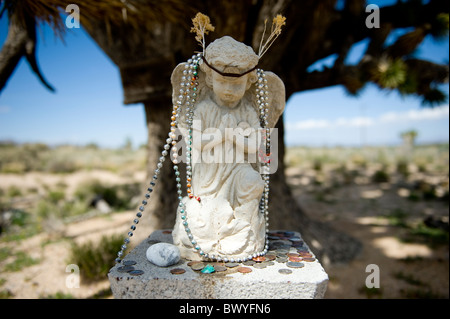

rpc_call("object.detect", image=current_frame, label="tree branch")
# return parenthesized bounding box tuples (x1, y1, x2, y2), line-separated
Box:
(283, 0, 448, 96)
(0, 10, 54, 93)
(0, 12, 28, 91)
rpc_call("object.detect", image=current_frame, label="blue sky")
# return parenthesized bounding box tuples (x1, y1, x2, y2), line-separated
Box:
(0, 2, 448, 148)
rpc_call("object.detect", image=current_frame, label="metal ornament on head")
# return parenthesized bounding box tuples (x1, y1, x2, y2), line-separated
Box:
(115, 12, 286, 264)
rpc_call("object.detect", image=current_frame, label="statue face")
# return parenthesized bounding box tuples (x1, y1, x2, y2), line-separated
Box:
(211, 72, 249, 108)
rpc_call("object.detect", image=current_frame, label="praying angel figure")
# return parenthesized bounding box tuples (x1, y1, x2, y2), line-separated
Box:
(171, 36, 285, 261)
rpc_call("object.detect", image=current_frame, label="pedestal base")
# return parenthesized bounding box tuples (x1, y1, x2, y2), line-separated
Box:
(108, 230, 328, 299)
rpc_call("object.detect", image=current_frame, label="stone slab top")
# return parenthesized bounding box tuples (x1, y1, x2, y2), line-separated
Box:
(108, 229, 329, 299)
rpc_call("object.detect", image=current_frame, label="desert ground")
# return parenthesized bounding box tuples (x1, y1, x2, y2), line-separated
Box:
(0, 143, 448, 299)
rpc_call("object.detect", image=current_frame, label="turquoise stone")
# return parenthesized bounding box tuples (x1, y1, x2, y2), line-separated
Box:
(200, 264, 215, 274)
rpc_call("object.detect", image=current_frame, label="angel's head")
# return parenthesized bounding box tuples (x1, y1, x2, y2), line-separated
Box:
(200, 36, 258, 108)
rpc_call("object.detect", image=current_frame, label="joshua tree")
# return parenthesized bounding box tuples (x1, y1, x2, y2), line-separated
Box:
(0, 0, 448, 263)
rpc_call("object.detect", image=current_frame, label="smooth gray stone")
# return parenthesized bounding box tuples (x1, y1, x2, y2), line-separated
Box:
(146, 242, 180, 267)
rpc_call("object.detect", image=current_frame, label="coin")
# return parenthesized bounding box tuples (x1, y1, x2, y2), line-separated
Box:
(225, 262, 240, 268)
(214, 265, 227, 272)
(265, 254, 276, 261)
(261, 261, 274, 267)
(170, 268, 186, 275)
(117, 265, 135, 273)
(283, 231, 295, 237)
(278, 269, 293, 275)
(253, 263, 267, 269)
(243, 260, 255, 266)
(302, 257, 316, 262)
(288, 256, 302, 262)
(190, 262, 205, 271)
(237, 267, 252, 273)
(129, 269, 144, 276)
(287, 252, 299, 257)
(286, 261, 304, 268)
(123, 260, 137, 266)
(299, 252, 313, 258)
(252, 256, 266, 262)
(276, 257, 288, 263)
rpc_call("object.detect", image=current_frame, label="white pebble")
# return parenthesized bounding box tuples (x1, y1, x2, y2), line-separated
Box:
(146, 243, 180, 267)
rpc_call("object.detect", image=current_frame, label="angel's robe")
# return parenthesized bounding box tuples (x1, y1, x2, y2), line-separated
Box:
(191, 95, 264, 208)
(172, 95, 266, 259)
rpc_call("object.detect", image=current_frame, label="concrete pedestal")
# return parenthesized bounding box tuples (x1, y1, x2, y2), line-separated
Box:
(108, 230, 328, 299)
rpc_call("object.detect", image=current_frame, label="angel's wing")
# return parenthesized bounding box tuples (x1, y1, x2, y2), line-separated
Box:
(250, 71, 286, 129)
(170, 62, 207, 130)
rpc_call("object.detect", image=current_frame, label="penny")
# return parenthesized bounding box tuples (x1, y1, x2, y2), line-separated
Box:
(268, 231, 280, 236)
(252, 256, 266, 262)
(237, 267, 252, 273)
(123, 260, 137, 266)
(214, 265, 227, 272)
(129, 269, 144, 276)
(243, 260, 255, 266)
(286, 261, 304, 268)
(117, 265, 135, 273)
(299, 252, 313, 258)
(278, 269, 293, 275)
(287, 252, 299, 257)
(190, 262, 205, 271)
(288, 256, 303, 262)
(265, 254, 276, 261)
(225, 262, 240, 268)
(170, 268, 186, 275)
(187, 261, 198, 266)
(302, 257, 316, 262)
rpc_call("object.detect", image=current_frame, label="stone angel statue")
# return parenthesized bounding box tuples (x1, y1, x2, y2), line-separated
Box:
(171, 34, 286, 262)
(113, 13, 287, 265)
